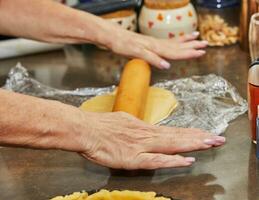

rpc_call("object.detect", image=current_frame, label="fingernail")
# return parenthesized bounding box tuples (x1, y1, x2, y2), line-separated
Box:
(160, 60, 171, 69)
(214, 136, 226, 143)
(198, 50, 206, 55)
(192, 31, 200, 36)
(185, 157, 196, 163)
(201, 40, 209, 45)
(204, 139, 216, 145)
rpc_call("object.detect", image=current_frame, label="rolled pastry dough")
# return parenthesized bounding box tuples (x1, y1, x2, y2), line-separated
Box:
(80, 87, 178, 124)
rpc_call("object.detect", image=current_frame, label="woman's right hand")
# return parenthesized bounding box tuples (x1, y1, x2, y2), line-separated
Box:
(0, 88, 225, 170)
(77, 112, 225, 170)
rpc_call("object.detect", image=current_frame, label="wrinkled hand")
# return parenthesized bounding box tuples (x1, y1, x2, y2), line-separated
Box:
(80, 112, 225, 170)
(108, 28, 208, 69)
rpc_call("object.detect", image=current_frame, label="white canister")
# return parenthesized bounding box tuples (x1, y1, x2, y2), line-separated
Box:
(139, 1, 198, 39)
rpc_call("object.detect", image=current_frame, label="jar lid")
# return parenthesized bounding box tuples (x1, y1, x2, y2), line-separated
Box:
(248, 59, 259, 86)
(196, 0, 240, 9)
(250, 58, 259, 68)
(144, 0, 190, 9)
(101, 9, 135, 19)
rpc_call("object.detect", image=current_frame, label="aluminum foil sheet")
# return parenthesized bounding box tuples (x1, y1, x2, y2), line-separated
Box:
(3, 63, 247, 135)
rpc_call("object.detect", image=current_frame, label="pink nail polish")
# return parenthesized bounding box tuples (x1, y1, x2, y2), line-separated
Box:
(214, 136, 226, 143)
(204, 139, 216, 145)
(198, 50, 206, 55)
(192, 31, 200, 36)
(185, 157, 196, 163)
(160, 60, 171, 69)
(201, 40, 209, 45)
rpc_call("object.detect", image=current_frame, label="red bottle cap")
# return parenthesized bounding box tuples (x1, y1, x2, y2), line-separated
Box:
(258, 105, 259, 117)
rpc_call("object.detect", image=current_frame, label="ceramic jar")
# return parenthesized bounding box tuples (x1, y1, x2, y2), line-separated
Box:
(196, 0, 240, 46)
(139, 0, 198, 39)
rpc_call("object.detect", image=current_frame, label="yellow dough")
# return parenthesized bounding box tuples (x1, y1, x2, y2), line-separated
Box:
(80, 87, 178, 124)
(51, 190, 171, 200)
(80, 95, 115, 113)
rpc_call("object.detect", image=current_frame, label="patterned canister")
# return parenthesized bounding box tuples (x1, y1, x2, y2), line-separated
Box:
(139, 0, 198, 39)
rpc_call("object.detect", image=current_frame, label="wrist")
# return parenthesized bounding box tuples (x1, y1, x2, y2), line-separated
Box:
(17, 99, 90, 153)
(46, 102, 91, 153)
(0, 90, 92, 153)
(81, 13, 120, 48)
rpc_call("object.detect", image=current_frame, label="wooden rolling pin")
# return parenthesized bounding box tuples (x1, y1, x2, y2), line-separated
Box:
(113, 59, 151, 119)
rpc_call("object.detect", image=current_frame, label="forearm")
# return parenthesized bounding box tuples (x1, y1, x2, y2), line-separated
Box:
(0, 89, 87, 152)
(0, 0, 209, 69)
(0, 0, 113, 46)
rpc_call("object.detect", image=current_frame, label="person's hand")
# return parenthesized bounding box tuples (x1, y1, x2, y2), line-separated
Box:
(107, 28, 208, 70)
(0, 0, 206, 68)
(79, 112, 225, 170)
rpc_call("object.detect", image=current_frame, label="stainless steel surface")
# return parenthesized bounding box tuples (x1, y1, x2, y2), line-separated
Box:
(0, 45, 258, 200)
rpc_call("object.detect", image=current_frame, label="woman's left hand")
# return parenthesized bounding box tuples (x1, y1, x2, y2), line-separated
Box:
(108, 28, 208, 69)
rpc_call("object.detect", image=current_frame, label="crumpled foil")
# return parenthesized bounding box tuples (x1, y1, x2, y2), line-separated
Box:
(3, 63, 248, 135)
